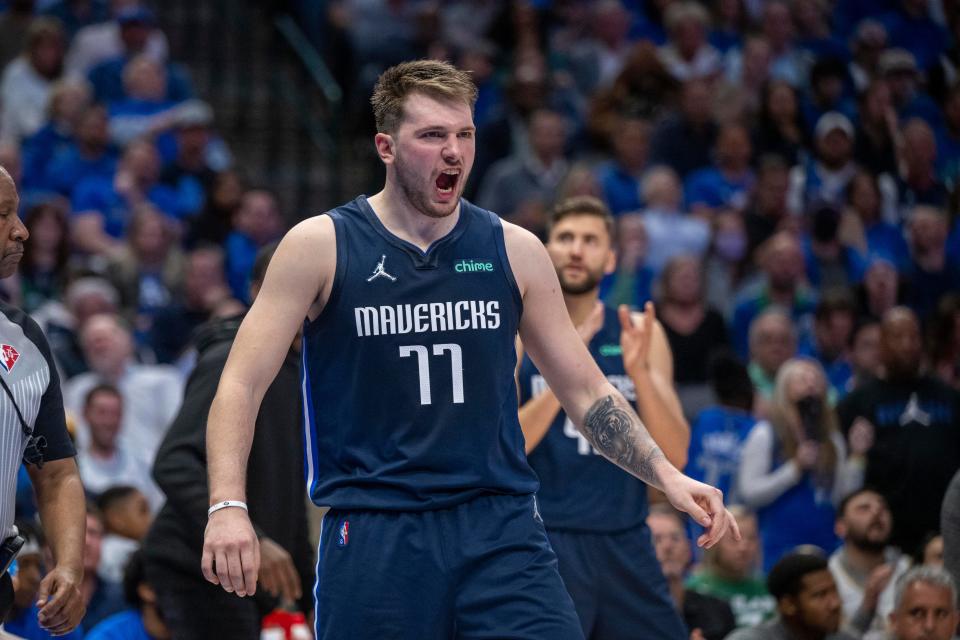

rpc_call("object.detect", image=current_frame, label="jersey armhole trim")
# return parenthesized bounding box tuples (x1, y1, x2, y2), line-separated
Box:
(490, 213, 523, 316)
(304, 211, 348, 335)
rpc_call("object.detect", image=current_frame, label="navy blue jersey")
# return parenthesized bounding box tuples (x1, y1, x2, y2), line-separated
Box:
(519, 306, 648, 532)
(301, 196, 538, 511)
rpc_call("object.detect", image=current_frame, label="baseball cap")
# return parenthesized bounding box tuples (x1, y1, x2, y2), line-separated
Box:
(879, 48, 917, 75)
(173, 100, 214, 128)
(814, 112, 854, 141)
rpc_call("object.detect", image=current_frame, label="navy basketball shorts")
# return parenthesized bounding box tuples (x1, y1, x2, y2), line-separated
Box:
(547, 525, 688, 640)
(313, 493, 584, 639)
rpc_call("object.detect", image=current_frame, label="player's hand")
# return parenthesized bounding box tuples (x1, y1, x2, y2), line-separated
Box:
(36, 565, 84, 636)
(202, 507, 260, 597)
(661, 469, 740, 549)
(575, 302, 605, 345)
(848, 417, 875, 457)
(259, 537, 302, 603)
(795, 440, 820, 470)
(618, 302, 654, 379)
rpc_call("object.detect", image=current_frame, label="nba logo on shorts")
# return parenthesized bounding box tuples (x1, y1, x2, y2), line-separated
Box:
(337, 520, 349, 547)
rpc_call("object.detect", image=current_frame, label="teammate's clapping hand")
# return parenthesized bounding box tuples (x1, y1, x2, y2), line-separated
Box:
(618, 302, 655, 378)
(661, 470, 741, 549)
(202, 508, 260, 597)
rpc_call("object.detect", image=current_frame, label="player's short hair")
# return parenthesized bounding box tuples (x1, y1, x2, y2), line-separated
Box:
(767, 551, 829, 601)
(371, 60, 478, 133)
(548, 195, 615, 239)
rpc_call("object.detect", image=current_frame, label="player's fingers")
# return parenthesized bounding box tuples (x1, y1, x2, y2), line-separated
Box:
(228, 549, 246, 597)
(201, 545, 219, 585)
(215, 550, 233, 593)
(680, 495, 712, 531)
(240, 540, 258, 597)
(702, 489, 729, 547)
(644, 300, 656, 324)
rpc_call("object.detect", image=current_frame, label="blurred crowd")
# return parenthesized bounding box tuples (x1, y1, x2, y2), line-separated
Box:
(0, 0, 959, 638)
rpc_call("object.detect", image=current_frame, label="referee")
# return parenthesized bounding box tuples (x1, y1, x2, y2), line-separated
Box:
(0, 167, 85, 634)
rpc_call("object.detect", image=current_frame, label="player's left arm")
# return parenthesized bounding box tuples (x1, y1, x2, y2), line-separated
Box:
(504, 223, 738, 547)
(620, 303, 690, 468)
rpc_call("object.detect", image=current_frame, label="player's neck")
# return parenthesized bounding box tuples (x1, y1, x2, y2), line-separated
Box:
(564, 290, 601, 326)
(367, 187, 460, 251)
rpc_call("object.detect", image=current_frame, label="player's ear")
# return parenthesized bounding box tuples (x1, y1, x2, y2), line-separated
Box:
(604, 247, 617, 276)
(375, 132, 396, 164)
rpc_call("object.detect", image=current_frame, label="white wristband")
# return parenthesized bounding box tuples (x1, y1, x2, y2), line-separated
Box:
(207, 500, 248, 517)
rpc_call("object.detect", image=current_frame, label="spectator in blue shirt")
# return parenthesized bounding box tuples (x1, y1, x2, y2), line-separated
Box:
(737, 358, 866, 572)
(71, 138, 183, 255)
(686, 352, 757, 503)
(800, 290, 857, 398)
(880, 49, 943, 129)
(731, 232, 818, 359)
(685, 122, 755, 218)
(107, 54, 181, 149)
(787, 112, 859, 216)
(845, 171, 909, 268)
(86, 550, 169, 640)
(854, 256, 904, 322)
(597, 114, 650, 215)
(800, 58, 858, 138)
(21, 78, 92, 192)
(879, 0, 949, 72)
(225, 188, 284, 303)
(904, 205, 960, 321)
(896, 119, 950, 217)
(44, 104, 119, 198)
(801, 202, 868, 290)
(88, 7, 191, 105)
(760, 1, 806, 88)
(600, 212, 655, 310)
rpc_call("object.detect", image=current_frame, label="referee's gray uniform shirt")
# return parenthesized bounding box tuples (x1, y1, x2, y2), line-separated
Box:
(0, 301, 75, 538)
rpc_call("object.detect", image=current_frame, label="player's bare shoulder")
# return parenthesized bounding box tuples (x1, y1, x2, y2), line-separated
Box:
(500, 218, 555, 298)
(262, 213, 338, 317)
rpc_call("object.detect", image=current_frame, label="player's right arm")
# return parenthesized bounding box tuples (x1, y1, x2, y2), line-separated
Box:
(201, 215, 335, 598)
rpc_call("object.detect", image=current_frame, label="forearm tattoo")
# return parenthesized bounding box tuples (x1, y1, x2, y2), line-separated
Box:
(582, 394, 666, 485)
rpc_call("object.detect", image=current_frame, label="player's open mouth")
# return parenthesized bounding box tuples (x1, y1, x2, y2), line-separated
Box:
(436, 169, 460, 195)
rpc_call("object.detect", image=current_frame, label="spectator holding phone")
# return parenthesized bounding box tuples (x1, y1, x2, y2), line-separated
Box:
(737, 358, 866, 572)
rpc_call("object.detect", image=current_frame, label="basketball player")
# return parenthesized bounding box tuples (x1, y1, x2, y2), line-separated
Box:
(518, 195, 690, 639)
(202, 60, 737, 639)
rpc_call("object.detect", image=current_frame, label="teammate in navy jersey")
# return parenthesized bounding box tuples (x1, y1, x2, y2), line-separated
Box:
(518, 196, 690, 639)
(202, 60, 738, 639)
